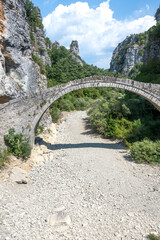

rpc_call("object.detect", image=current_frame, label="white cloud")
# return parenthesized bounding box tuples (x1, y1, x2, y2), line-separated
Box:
(43, 1, 156, 68)
(146, 4, 150, 10)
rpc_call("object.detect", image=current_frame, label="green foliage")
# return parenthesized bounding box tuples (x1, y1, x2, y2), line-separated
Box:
(4, 128, 31, 159)
(45, 37, 52, 46)
(0, 148, 9, 167)
(58, 99, 75, 111)
(138, 48, 144, 56)
(132, 23, 160, 83)
(149, 22, 160, 39)
(32, 54, 46, 75)
(130, 139, 160, 164)
(36, 125, 44, 135)
(50, 107, 61, 123)
(135, 32, 148, 45)
(73, 97, 93, 110)
(38, 47, 45, 55)
(87, 90, 160, 164)
(130, 62, 143, 78)
(25, 0, 43, 30)
(88, 92, 134, 139)
(46, 45, 110, 87)
(134, 58, 160, 84)
(30, 32, 35, 45)
(46, 44, 112, 122)
(148, 234, 160, 240)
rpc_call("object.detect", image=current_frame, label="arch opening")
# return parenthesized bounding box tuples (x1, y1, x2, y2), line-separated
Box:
(31, 77, 160, 146)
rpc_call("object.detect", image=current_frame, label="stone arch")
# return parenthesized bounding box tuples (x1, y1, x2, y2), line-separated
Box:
(30, 76, 160, 145)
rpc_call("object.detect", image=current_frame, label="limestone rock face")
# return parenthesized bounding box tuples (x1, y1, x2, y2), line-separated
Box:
(70, 40, 83, 66)
(31, 7, 51, 66)
(70, 40, 79, 55)
(155, 6, 160, 22)
(0, 0, 42, 100)
(143, 37, 160, 65)
(110, 35, 144, 76)
(53, 41, 60, 49)
(0, 0, 52, 126)
(110, 7, 160, 76)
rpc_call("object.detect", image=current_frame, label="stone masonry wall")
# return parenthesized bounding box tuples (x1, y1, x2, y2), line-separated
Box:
(0, 76, 160, 148)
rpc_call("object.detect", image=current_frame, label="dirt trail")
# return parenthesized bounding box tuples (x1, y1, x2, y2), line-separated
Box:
(0, 111, 160, 240)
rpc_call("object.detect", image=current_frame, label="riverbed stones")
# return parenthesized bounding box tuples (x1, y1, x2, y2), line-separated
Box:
(0, 111, 159, 240)
(47, 207, 71, 227)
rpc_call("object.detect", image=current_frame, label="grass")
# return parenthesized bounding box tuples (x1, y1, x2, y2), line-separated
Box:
(0, 149, 9, 168)
(148, 234, 160, 240)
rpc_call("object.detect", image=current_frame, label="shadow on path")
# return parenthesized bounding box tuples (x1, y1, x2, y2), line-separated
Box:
(35, 137, 123, 151)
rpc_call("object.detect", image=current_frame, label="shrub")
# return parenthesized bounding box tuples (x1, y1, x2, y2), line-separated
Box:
(0, 148, 9, 167)
(148, 234, 160, 240)
(73, 97, 92, 110)
(32, 54, 46, 75)
(4, 128, 31, 159)
(30, 32, 35, 45)
(112, 118, 133, 139)
(25, 0, 43, 30)
(36, 125, 44, 135)
(38, 47, 45, 55)
(58, 99, 75, 111)
(50, 107, 61, 123)
(130, 139, 160, 164)
(149, 22, 160, 39)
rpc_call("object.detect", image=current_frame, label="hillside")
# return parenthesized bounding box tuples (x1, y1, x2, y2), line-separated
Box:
(110, 6, 160, 83)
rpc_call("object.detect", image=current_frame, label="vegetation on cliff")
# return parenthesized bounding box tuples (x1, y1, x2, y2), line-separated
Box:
(25, 0, 43, 30)
(132, 22, 160, 84)
(46, 45, 109, 86)
(134, 58, 160, 84)
(46, 45, 112, 122)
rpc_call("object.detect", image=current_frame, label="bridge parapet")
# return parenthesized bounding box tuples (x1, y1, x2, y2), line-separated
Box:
(43, 76, 160, 102)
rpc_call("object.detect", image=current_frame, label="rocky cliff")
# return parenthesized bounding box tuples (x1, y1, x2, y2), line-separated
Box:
(0, 0, 52, 99)
(0, 0, 52, 124)
(110, 6, 160, 76)
(70, 40, 83, 66)
(110, 34, 147, 76)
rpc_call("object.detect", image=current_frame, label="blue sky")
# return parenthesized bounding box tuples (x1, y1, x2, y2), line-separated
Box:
(32, 0, 159, 68)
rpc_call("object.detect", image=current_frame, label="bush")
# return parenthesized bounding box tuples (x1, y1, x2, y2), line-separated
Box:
(73, 97, 92, 110)
(149, 22, 160, 39)
(4, 128, 31, 159)
(130, 139, 160, 164)
(32, 54, 46, 75)
(25, 0, 43, 30)
(36, 125, 44, 135)
(134, 59, 160, 84)
(30, 32, 35, 45)
(148, 234, 160, 240)
(0, 148, 9, 167)
(50, 107, 61, 123)
(38, 47, 45, 55)
(58, 99, 75, 111)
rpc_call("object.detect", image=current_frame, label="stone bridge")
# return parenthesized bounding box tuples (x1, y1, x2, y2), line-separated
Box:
(0, 76, 160, 147)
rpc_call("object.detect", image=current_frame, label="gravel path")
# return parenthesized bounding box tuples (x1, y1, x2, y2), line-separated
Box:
(0, 111, 160, 240)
